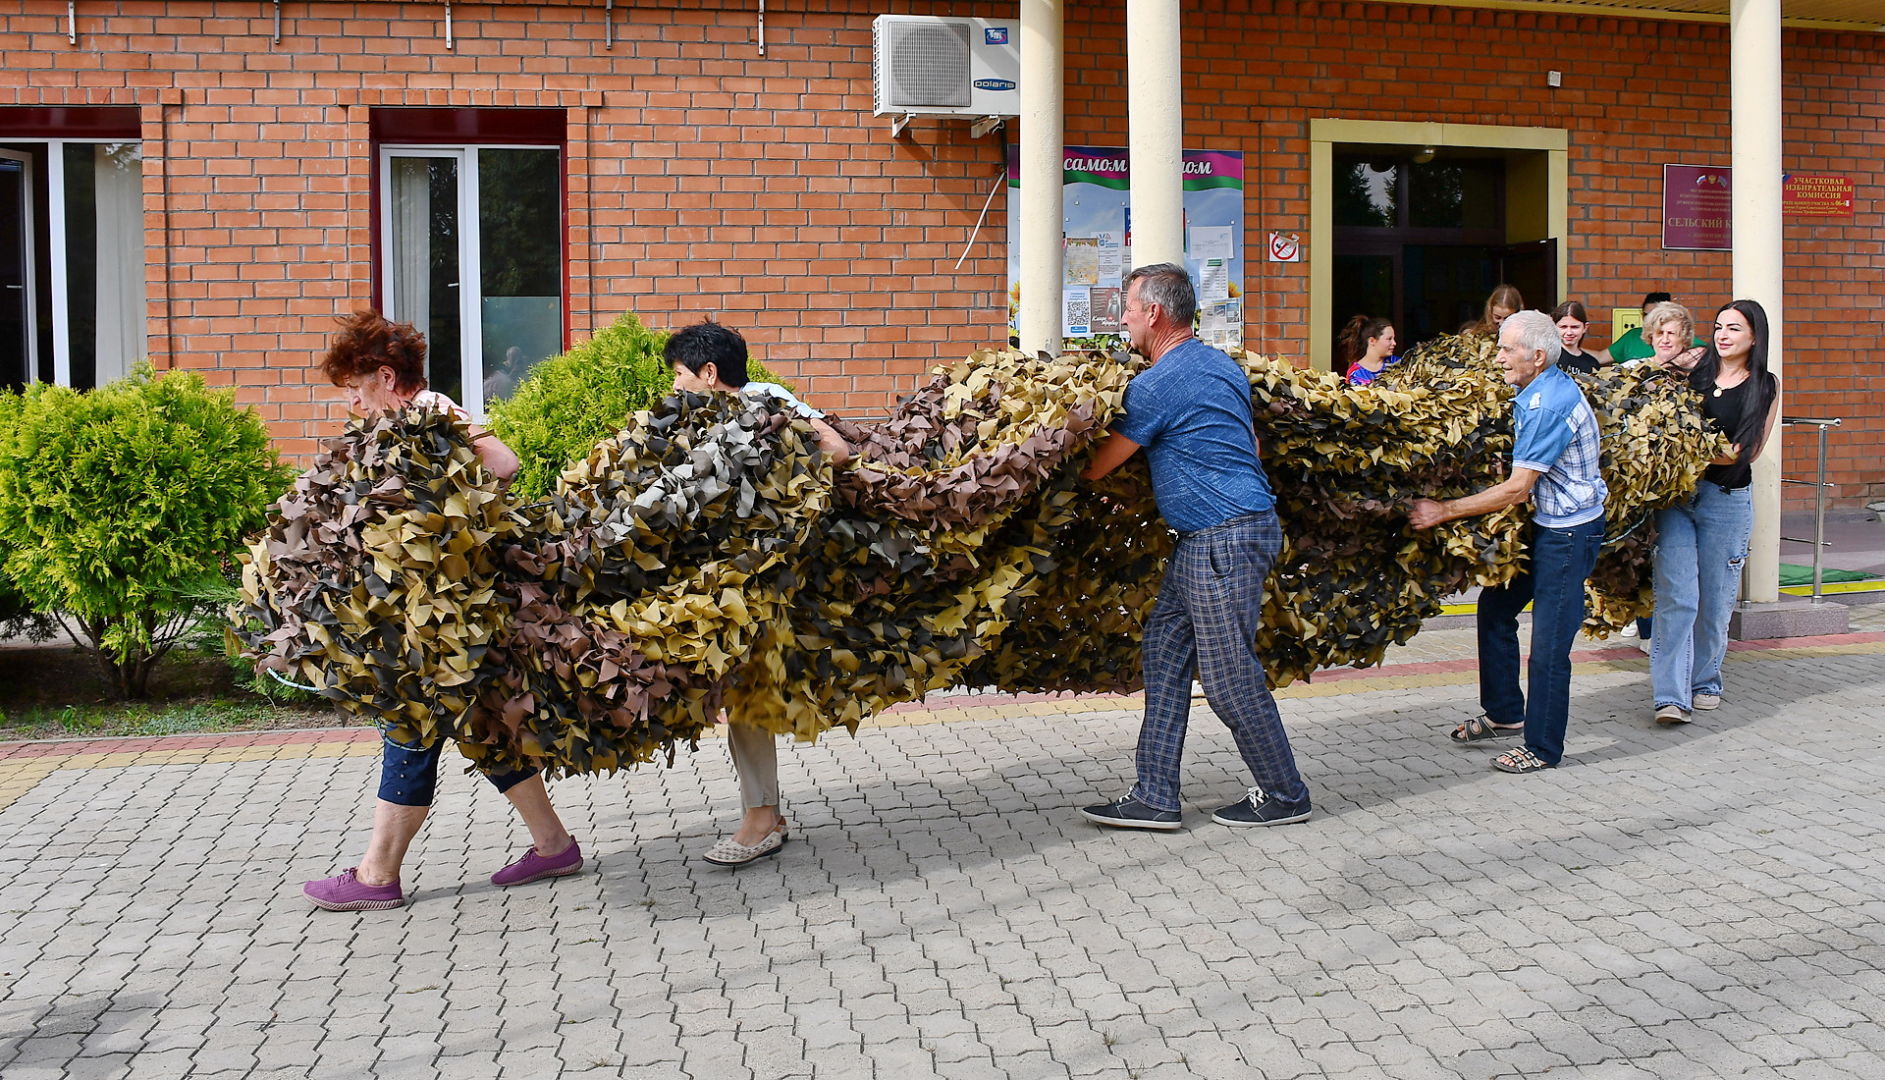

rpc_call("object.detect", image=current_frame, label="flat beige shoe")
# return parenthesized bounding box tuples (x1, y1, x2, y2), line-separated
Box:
(702, 826, 788, 867)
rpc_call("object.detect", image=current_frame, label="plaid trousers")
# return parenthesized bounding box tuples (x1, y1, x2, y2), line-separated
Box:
(1131, 511, 1310, 812)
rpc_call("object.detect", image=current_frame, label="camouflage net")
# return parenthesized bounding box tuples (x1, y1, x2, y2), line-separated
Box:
(233, 334, 1725, 776)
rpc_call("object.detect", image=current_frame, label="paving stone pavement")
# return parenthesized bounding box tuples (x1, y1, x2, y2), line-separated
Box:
(2, 612, 1883, 1080)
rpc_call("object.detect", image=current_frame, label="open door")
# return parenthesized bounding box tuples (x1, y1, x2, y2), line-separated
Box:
(1497, 239, 1558, 314)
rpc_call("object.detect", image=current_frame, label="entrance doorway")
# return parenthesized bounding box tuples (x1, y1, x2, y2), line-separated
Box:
(1330, 147, 1556, 367)
(1307, 121, 1568, 373)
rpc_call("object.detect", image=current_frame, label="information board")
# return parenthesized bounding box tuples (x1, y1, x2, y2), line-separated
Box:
(1007, 146, 1245, 348)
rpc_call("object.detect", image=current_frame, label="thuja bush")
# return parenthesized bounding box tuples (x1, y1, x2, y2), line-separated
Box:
(0, 367, 293, 698)
(487, 312, 785, 499)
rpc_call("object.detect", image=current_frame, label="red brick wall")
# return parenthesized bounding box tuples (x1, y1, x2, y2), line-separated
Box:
(2, 0, 1881, 502)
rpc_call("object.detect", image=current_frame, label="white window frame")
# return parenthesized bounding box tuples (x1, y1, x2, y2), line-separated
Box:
(377, 142, 558, 420)
(1, 138, 148, 389)
(1, 144, 65, 386)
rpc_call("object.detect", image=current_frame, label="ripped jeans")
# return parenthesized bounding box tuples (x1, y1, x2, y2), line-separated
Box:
(1650, 484, 1753, 710)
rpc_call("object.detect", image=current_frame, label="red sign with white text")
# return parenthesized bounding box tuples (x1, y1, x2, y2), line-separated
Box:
(1783, 174, 1854, 217)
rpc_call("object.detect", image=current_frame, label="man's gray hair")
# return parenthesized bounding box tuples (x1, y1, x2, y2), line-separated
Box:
(1124, 263, 1197, 328)
(1504, 309, 1562, 367)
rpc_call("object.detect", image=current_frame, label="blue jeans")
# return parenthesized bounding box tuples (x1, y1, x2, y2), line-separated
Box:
(1133, 512, 1309, 812)
(1477, 517, 1605, 765)
(1651, 484, 1752, 710)
(379, 733, 537, 807)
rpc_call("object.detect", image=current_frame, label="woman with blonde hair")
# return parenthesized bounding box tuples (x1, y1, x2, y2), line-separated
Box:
(1621, 301, 1704, 372)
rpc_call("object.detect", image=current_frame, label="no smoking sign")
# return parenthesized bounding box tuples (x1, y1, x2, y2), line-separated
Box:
(1267, 232, 1301, 263)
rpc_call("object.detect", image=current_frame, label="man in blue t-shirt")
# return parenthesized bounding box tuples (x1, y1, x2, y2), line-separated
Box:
(1408, 310, 1608, 774)
(1078, 263, 1312, 830)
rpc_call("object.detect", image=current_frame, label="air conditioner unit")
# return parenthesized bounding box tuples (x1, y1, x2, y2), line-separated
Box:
(872, 15, 1021, 119)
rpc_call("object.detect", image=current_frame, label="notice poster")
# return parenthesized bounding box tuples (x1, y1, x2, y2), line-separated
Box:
(1007, 145, 1244, 346)
(1663, 165, 1732, 251)
(1089, 285, 1123, 335)
(1064, 237, 1101, 285)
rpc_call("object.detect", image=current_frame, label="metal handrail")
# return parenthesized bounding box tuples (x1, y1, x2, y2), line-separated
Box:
(1779, 416, 1841, 601)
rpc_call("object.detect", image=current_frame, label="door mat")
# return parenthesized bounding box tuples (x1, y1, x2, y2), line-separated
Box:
(1779, 563, 1880, 586)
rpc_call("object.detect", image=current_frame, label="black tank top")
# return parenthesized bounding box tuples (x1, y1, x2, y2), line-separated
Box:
(1699, 378, 1759, 489)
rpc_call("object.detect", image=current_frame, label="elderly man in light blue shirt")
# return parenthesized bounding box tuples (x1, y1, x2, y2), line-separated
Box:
(1409, 309, 1607, 774)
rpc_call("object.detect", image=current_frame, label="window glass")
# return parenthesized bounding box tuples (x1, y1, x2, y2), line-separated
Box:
(1334, 158, 1397, 228)
(380, 130, 563, 416)
(1408, 159, 1503, 230)
(63, 143, 146, 389)
(388, 155, 464, 401)
(476, 148, 560, 405)
(0, 152, 29, 389)
(0, 140, 144, 391)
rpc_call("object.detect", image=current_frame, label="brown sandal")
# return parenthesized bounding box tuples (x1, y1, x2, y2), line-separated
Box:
(1450, 715, 1523, 744)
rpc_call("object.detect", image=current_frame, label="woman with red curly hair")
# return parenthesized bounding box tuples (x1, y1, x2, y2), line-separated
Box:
(317, 309, 520, 479)
(302, 310, 579, 912)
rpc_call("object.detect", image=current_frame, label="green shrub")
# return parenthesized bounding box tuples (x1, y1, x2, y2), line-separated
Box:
(487, 312, 784, 499)
(0, 366, 294, 698)
(0, 393, 51, 642)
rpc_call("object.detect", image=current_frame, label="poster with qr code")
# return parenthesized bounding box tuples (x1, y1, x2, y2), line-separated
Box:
(1062, 287, 1092, 337)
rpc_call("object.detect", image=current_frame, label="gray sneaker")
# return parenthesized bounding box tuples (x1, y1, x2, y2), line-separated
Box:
(1081, 794, 1182, 831)
(1211, 789, 1312, 828)
(1692, 692, 1721, 711)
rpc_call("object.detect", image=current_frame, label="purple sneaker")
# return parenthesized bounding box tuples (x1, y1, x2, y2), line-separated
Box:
(491, 838, 583, 887)
(303, 869, 404, 912)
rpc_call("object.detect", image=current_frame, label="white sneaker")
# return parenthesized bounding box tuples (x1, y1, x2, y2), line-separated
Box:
(1619, 623, 1639, 638)
(1693, 692, 1721, 711)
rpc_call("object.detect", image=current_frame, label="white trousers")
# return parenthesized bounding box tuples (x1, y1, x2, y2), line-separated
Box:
(726, 722, 781, 809)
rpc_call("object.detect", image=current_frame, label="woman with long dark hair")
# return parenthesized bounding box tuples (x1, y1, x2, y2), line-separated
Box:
(1649, 299, 1781, 725)
(1338, 314, 1397, 385)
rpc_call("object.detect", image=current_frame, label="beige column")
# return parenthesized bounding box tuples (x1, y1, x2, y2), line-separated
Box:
(1733, 0, 1783, 603)
(1126, 0, 1183, 269)
(1017, 0, 1064, 355)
